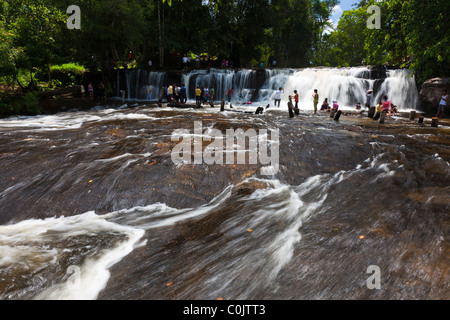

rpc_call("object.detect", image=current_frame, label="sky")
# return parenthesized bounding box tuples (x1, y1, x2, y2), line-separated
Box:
(327, 0, 359, 32)
(330, 0, 359, 24)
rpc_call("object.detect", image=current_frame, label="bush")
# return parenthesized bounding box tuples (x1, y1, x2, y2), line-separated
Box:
(0, 101, 14, 116)
(22, 92, 41, 115)
(50, 63, 86, 87)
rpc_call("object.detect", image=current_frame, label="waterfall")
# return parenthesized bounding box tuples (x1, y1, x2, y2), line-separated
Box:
(280, 67, 419, 110)
(117, 70, 167, 101)
(373, 69, 419, 110)
(183, 68, 268, 102)
(117, 67, 419, 110)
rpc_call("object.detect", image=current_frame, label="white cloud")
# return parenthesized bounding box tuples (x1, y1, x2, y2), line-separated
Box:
(323, 18, 338, 35)
(331, 5, 343, 15)
(324, 5, 343, 35)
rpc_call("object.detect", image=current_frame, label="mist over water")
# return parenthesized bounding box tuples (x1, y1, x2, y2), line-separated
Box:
(0, 73, 448, 300)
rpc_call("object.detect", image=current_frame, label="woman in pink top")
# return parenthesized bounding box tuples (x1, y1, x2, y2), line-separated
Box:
(88, 83, 94, 100)
(332, 100, 339, 111)
(382, 95, 391, 112)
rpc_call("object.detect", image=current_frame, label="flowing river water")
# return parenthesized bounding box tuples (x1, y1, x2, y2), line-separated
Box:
(0, 69, 449, 300)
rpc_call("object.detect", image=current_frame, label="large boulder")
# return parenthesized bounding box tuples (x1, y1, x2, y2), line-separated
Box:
(367, 65, 387, 80)
(419, 77, 450, 113)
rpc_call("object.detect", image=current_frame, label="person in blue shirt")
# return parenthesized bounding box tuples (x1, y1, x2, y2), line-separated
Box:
(180, 84, 187, 104)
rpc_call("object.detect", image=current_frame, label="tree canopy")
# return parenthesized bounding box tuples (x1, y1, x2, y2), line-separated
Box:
(326, 0, 450, 83)
(0, 0, 449, 90)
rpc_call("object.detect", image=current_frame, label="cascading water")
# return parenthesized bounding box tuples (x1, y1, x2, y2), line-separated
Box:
(117, 69, 167, 101)
(182, 68, 270, 103)
(117, 67, 419, 111)
(373, 69, 420, 110)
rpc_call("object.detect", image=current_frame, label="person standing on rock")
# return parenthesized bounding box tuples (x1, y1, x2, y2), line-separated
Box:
(274, 87, 283, 108)
(182, 54, 189, 71)
(196, 86, 202, 105)
(180, 84, 187, 104)
(293, 90, 299, 109)
(226, 88, 234, 103)
(80, 84, 85, 100)
(88, 82, 94, 100)
(436, 89, 448, 118)
(146, 85, 152, 101)
(167, 84, 174, 101)
(312, 89, 319, 114)
(98, 82, 105, 100)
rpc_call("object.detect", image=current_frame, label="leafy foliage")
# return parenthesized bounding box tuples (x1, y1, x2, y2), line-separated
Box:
(324, 0, 450, 83)
(50, 63, 86, 87)
(0, 0, 448, 93)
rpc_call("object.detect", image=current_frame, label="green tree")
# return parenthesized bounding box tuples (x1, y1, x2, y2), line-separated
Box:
(325, 7, 368, 67)
(206, 0, 272, 67)
(1, 0, 66, 90)
(363, 0, 408, 67)
(269, 0, 315, 68)
(0, 20, 17, 86)
(311, 0, 339, 66)
(402, 0, 450, 83)
(54, 0, 147, 69)
(154, 0, 211, 68)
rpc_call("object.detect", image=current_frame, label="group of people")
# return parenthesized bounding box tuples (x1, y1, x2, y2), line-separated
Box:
(365, 90, 399, 116)
(162, 84, 188, 103)
(374, 97, 399, 116)
(80, 82, 105, 101)
(195, 86, 216, 105)
(320, 98, 339, 112)
(182, 54, 234, 72)
(274, 88, 323, 115)
(273, 88, 404, 117)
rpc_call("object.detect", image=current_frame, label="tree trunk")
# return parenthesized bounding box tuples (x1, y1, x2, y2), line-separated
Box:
(158, 1, 165, 68)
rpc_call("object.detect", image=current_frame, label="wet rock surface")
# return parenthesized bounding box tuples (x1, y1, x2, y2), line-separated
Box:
(0, 103, 449, 300)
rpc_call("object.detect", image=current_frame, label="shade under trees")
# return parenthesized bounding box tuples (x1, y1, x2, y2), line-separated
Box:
(1, 0, 449, 90)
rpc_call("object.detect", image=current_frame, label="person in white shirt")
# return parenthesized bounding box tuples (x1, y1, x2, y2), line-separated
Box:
(182, 54, 189, 71)
(436, 89, 448, 118)
(274, 87, 283, 107)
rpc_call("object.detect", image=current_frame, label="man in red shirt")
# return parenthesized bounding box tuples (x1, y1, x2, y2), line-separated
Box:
(293, 90, 299, 109)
